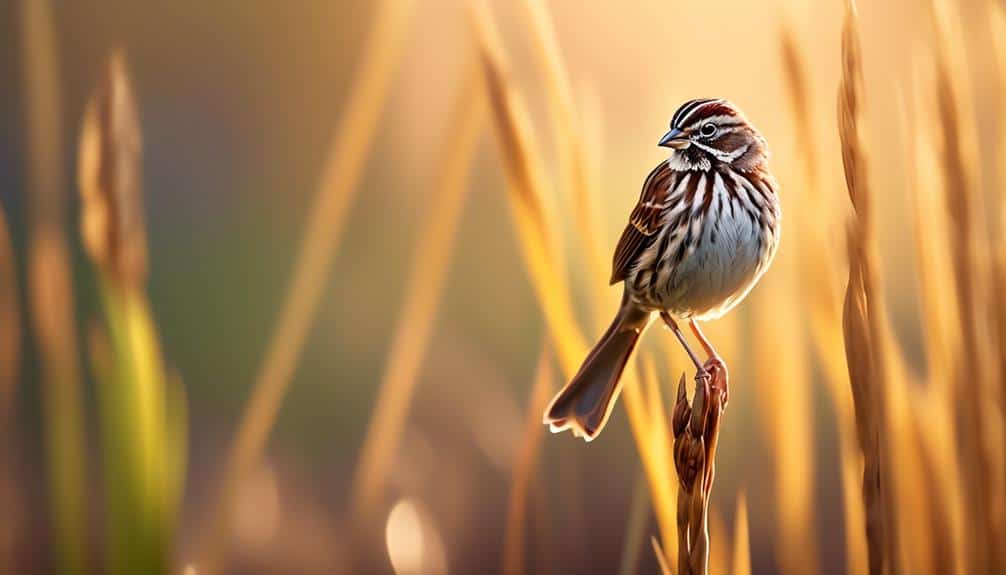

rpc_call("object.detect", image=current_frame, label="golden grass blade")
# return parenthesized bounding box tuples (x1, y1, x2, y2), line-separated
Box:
(502, 345, 554, 575)
(988, 7, 1006, 567)
(779, 19, 852, 450)
(881, 341, 966, 575)
(903, 74, 959, 403)
(641, 357, 671, 458)
(902, 75, 967, 574)
(708, 510, 731, 575)
(752, 276, 818, 575)
(517, 0, 608, 288)
(622, 366, 676, 560)
(778, 22, 870, 575)
(21, 1, 88, 572)
(467, 0, 587, 376)
(576, 83, 609, 277)
(199, 1, 415, 570)
(732, 493, 751, 575)
(925, 0, 1001, 569)
(651, 535, 674, 575)
(349, 61, 484, 522)
(910, 388, 966, 574)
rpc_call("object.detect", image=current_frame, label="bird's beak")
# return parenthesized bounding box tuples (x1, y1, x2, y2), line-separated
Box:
(658, 128, 690, 149)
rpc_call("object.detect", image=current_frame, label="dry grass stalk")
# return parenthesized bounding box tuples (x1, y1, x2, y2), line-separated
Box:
(902, 76, 967, 574)
(671, 365, 727, 575)
(0, 161, 20, 414)
(926, 0, 1001, 570)
(0, 205, 20, 447)
(881, 87, 966, 572)
(651, 535, 673, 575)
(878, 336, 938, 574)
(837, 1, 896, 572)
(0, 204, 19, 575)
(467, 0, 587, 376)
(991, 0, 1006, 398)
(517, 0, 608, 289)
(897, 390, 957, 574)
(502, 345, 554, 575)
(200, 0, 416, 570)
(989, 7, 1006, 564)
(772, 23, 859, 575)
(910, 389, 965, 574)
(903, 75, 959, 398)
(20, 0, 88, 571)
(751, 276, 819, 575)
(349, 61, 484, 523)
(707, 510, 731, 575)
(625, 357, 678, 559)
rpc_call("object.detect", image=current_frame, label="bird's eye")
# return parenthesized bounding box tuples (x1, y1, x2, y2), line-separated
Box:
(700, 123, 717, 137)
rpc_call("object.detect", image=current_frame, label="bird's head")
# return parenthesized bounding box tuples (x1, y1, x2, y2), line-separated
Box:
(659, 98, 768, 172)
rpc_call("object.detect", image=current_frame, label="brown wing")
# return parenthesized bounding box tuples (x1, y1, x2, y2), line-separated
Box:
(610, 160, 676, 285)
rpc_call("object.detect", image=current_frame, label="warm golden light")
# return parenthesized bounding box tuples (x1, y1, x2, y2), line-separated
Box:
(7, 1, 1006, 573)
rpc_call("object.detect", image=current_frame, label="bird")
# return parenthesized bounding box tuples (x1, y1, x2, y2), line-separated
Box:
(544, 98, 781, 441)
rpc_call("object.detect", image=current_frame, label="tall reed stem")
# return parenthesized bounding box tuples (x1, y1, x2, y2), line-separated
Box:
(21, 1, 88, 572)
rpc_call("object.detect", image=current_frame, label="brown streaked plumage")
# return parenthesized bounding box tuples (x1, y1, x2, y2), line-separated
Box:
(545, 98, 781, 440)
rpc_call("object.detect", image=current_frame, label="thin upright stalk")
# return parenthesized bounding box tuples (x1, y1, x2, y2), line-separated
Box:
(838, 2, 897, 571)
(926, 1, 1000, 570)
(0, 203, 20, 575)
(20, 1, 88, 572)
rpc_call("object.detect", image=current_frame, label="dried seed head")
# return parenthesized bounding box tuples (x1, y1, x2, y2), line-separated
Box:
(690, 374, 710, 438)
(672, 373, 690, 437)
(78, 51, 147, 287)
(674, 433, 704, 493)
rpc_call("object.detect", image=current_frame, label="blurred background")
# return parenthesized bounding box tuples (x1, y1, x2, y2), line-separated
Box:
(2, 0, 1005, 573)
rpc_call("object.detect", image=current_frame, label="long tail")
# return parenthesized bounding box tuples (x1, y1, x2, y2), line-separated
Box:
(543, 292, 653, 440)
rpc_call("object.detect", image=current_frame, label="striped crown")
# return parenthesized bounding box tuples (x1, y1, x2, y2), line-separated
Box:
(670, 98, 742, 130)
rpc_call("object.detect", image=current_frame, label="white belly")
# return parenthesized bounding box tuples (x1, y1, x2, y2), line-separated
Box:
(629, 176, 780, 320)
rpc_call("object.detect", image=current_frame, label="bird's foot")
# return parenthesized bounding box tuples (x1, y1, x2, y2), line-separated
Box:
(703, 356, 728, 408)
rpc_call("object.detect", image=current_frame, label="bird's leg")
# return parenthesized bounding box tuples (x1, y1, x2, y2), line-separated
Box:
(689, 320, 728, 406)
(660, 311, 709, 381)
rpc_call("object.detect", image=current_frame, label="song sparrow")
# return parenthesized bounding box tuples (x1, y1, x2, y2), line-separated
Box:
(544, 98, 781, 440)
